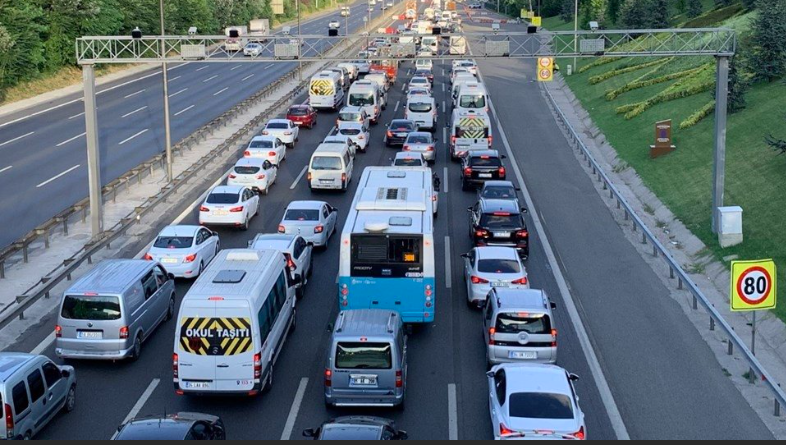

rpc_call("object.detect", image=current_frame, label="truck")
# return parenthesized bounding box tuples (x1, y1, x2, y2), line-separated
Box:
(449, 35, 467, 55)
(248, 19, 270, 42)
(224, 25, 248, 51)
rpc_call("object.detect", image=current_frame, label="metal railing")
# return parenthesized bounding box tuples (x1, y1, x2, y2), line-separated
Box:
(543, 84, 786, 418)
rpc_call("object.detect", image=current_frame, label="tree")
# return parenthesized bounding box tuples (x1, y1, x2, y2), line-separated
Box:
(649, 0, 669, 28)
(619, 0, 649, 29)
(687, 0, 702, 18)
(714, 56, 748, 114)
(606, 0, 622, 23)
(714, 0, 732, 6)
(765, 116, 786, 154)
(0, 25, 14, 100)
(560, 0, 574, 22)
(741, 0, 757, 10)
(581, 0, 607, 28)
(749, 0, 786, 82)
(0, 0, 47, 87)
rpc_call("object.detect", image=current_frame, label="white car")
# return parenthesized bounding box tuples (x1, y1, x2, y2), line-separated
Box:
(453, 59, 479, 76)
(244, 135, 287, 165)
(407, 87, 432, 100)
(407, 76, 432, 93)
(329, 20, 341, 29)
(416, 59, 434, 71)
(392, 152, 427, 167)
(403, 131, 437, 163)
(352, 59, 371, 74)
(199, 185, 260, 231)
(145, 225, 220, 279)
(248, 234, 313, 298)
(462, 247, 528, 307)
(323, 135, 357, 157)
(262, 119, 299, 148)
(227, 157, 278, 194)
(338, 106, 371, 129)
(488, 364, 586, 440)
(334, 122, 371, 152)
(278, 201, 339, 248)
(244, 43, 263, 57)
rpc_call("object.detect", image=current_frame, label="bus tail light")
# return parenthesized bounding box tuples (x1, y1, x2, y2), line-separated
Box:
(173, 353, 179, 378)
(120, 326, 129, 339)
(488, 328, 496, 345)
(395, 370, 403, 388)
(253, 353, 262, 379)
(325, 369, 332, 387)
(425, 285, 433, 297)
(471, 275, 489, 284)
(55, 325, 62, 338)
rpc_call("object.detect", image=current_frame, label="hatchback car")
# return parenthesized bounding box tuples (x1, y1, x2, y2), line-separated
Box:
(392, 152, 427, 167)
(144, 225, 220, 279)
(243, 43, 262, 57)
(462, 247, 528, 308)
(338, 106, 371, 129)
(385, 119, 418, 147)
(303, 417, 407, 440)
(333, 122, 371, 152)
(468, 199, 529, 259)
(244, 135, 287, 165)
(479, 180, 520, 207)
(227, 157, 278, 194)
(262, 119, 299, 148)
(279, 201, 339, 248)
(199, 186, 260, 231)
(407, 76, 431, 93)
(248, 234, 313, 298)
(113, 412, 226, 440)
(286, 105, 318, 129)
(461, 150, 507, 190)
(487, 364, 585, 440)
(403, 132, 437, 163)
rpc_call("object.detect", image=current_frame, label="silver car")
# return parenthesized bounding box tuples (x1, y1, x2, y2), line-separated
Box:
(279, 201, 339, 248)
(478, 180, 521, 208)
(403, 132, 437, 163)
(249, 234, 313, 298)
(462, 246, 528, 307)
(145, 225, 220, 279)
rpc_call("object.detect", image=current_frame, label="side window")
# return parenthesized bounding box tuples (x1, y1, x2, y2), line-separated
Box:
(195, 231, 205, 245)
(276, 272, 288, 308)
(12, 382, 29, 415)
(257, 299, 274, 346)
(154, 266, 167, 287)
(485, 298, 494, 321)
(322, 206, 330, 219)
(141, 271, 158, 300)
(42, 362, 62, 388)
(494, 370, 506, 406)
(293, 239, 304, 259)
(26, 370, 45, 403)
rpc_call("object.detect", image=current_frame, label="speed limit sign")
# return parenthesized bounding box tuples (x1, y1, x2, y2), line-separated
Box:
(731, 260, 777, 311)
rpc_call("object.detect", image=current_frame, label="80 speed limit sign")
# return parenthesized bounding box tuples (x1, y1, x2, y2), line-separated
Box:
(731, 260, 777, 311)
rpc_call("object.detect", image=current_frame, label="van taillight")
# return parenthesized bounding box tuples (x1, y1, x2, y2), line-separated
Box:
(307, 172, 313, 182)
(120, 326, 129, 339)
(488, 328, 496, 345)
(395, 370, 403, 388)
(5, 403, 13, 434)
(551, 329, 558, 347)
(325, 369, 332, 387)
(341, 173, 347, 182)
(488, 135, 493, 144)
(254, 353, 262, 379)
(55, 325, 62, 338)
(173, 353, 179, 378)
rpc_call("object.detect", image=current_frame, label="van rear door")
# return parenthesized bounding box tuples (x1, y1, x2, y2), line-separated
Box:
(176, 300, 217, 391)
(214, 303, 255, 392)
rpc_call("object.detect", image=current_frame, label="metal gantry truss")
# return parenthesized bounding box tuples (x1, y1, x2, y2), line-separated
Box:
(76, 28, 736, 64)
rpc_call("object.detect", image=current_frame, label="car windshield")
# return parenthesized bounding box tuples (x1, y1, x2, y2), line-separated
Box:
(284, 209, 320, 221)
(206, 193, 240, 204)
(339, 112, 361, 121)
(267, 122, 288, 129)
(495, 312, 551, 335)
(335, 342, 393, 369)
(509, 392, 574, 420)
(249, 139, 273, 149)
(408, 102, 432, 113)
(478, 258, 520, 273)
(340, 128, 362, 136)
(470, 156, 502, 167)
(409, 90, 429, 96)
(61, 295, 121, 321)
(460, 94, 486, 108)
(154, 236, 193, 249)
(311, 156, 342, 170)
(288, 108, 308, 116)
(349, 93, 375, 107)
(407, 135, 431, 144)
(483, 185, 516, 199)
(480, 213, 521, 229)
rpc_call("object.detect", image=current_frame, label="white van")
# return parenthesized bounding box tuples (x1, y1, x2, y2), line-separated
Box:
(421, 36, 439, 55)
(309, 71, 344, 110)
(337, 62, 359, 81)
(405, 96, 437, 132)
(347, 80, 382, 124)
(450, 108, 492, 159)
(173, 249, 300, 396)
(456, 82, 490, 113)
(452, 73, 479, 106)
(308, 144, 354, 191)
(449, 36, 467, 55)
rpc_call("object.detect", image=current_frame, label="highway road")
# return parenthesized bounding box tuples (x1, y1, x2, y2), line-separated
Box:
(0, 0, 391, 251)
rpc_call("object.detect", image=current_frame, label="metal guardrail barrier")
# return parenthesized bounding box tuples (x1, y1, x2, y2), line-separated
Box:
(543, 85, 786, 418)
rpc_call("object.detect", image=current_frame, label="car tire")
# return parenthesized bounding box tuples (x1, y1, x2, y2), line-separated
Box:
(63, 384, 76, 413)
(130, 334, 142, 362)
(289, 309, 297, 334)
(166, 294, 176, 321)
(241, 217, 250, 231)
(23, 432, 31, 440)
(263, 184, 269, 195)
(196, 261, 204, 278)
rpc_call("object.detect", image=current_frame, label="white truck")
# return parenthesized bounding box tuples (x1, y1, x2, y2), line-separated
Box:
(224, 25, 248, 51)
(248, 19, 270, 42)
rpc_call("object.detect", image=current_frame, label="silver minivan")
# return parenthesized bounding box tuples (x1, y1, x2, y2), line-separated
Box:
(56, 259, 177, 361)
(483, 288, 558, 368)
(324, 310, 407, 409)
(0, 353, 77, 439)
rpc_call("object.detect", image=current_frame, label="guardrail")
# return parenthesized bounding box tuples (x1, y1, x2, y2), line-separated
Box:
(543, 85, 786, 418)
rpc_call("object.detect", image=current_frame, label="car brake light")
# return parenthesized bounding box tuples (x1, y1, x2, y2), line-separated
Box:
(451, 136, 457, 145)
(493, 212, 511, 216)
(307, 172, 313, 182)
(254, 353, 262, 378)
(268, 151, 276, 157)
(395, 370, 403, 388)
(488, 327, 496, 346)
(516, 230, 529, 238)
(475, 229, 488, 238)
(403, 145, 410, 151)
(262, 130, 270, 135)
(199, 206, 209, 212)
(325, 369, 332, 387)
(499, 167, 506, 176)
(120, 326, 129, 339)
(471, 275, 489, 284)
(573, 426, 585, 440)
(283, 131, 293, 136)
(426, 146, 434, 151)
(488, 135, 493, 144)
(256, 174, 266, 180)
(173, 353, 179, 378)
(285, 254, 297, 271)
(244, 150, 251, 157)
(464, 167, 472, 177)
(5, 403, 13, 433)
(278, 225, 286, 233)
(432, 194, 437, 202)
(55, 325, 62, 338)
(230, 206, 244, 213)
(341, 173, 347, 182)
(314, 225, 325, 234)
(551, 329, 558, 347)
(143, 253, 153, 260)
(500, 423, 517, 437)
(511, 277, 528, 285)
(184, 253, 197, 263)
(386, 131, 394, 137)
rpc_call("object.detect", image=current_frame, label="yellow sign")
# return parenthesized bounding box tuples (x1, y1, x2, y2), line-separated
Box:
(730, 260, 777, 311)
(537, 57, 554, 82)
(532, 16, 542, 27)
(520, 8, 527, 18)
(527, 11, 535, 19)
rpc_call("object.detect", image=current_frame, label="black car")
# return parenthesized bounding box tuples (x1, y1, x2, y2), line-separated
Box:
(385, 119, 418, 147)
(303, 417, 408, 440)
(461, 150, 507, 190)
(112, 413, 226, 440)
(479, 180, 521, 207)
(468, 198, 529, 259)
(414, 68, 434, 83)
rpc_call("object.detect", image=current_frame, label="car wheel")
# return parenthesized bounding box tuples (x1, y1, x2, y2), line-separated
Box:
(263, 184, 269, 195)
(166, 294, 176, 321)
(289, 309, 297, 334)
(22, 432, 31, 440)
(130, 334, 142, 362)
(197, 260, 204, 277)
(64, 384, 76, 413)
(240, 217, 249, 231)
(296, 284, 305, 299)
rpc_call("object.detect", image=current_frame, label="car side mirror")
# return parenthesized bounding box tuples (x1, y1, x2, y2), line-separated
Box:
(290, 274, 303, 287)
(326, 323, 334, 333)
(168, 273, 176, 281)
(61, 370, 71, 378)
(515, 187, 522, 192)
(521, 207, 528, 214)
(460, 253, 469, 258)
(569, 373, 580, 382)
(303, 429, 316, 438)
(467, 206, 473, 212)
(501, 154, 507, 159)
(485, 370, 495, 378)
(550, 302, 557, 310)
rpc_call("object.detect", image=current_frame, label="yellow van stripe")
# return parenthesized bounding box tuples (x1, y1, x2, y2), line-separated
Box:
(186, 317, 199, 330)
(225, 338, 241, 356)
(236, 337, 252, 354)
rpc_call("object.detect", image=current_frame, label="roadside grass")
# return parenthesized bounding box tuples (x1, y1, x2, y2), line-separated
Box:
(541, 16, 575, 32)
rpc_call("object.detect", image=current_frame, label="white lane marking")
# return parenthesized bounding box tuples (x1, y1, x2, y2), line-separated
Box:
(203, 75, 218, 83)
(442, 83, 446, 92)
(280, 378, 309, 440)
(213, 87, 229, 96)
(242, 74, 256, 81)
(444, 236, 452, 289)
(118, 129, 149, 145)
(169, 87, 188, 98)
(442, 100, 446, 113)
(263, 64, 273, 70)
(401, 83, 406, 91)
(231, 65, 242, 71)
(124, 89, 145, 99)
(174, 105, 195, 116)
(487, 80, 631, 441)
(394, 100, 400, 112)
(56, 132, 86, 147)
(122, 106, 148, 118)
(31, 332, 55, 355)
(0, 131, 35, 148)
(196, 66, 208, 72)
(442, 127, 448, 146)
(448, 383, 459, 440)
(291, 165, 308, 190)
(36, 165, 80, 188)
(120, 379, 161, 426)
(443, 166, 449, 193)
(0, 166, 11, 175)
(169, 75, 182, 82)
(68, 112, 85, 120)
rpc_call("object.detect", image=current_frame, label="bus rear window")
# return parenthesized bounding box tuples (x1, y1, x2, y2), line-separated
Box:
(351, 235, 423, 277)
(61, 295, 121, 321)
(335, 342, 392, 369)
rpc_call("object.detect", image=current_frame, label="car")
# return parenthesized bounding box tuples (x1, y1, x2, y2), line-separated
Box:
(262, 119, 299, 148)
(407, 76, 431, 93)
(244, 135, 287, 165)
(416, 49, 433, 58)
(338, 106, 371, 129)
(461, 246, 528, 307)
(367, 47, 379, 56)
(248, 234, 313, 298)
(384, 119, 418, 147)
(287, 104, 318, 129)
(352, 59, 371, 74)
(329, 20, 341, 29)
(415, 59, 433, 71)
(278, 201, 339, 248)
(333, 121, 371, 152)
(468, 198, 530, 259)
(323, 134, 358, 157)
(144, 225, 220, 279)
(227, 157, 278, 195)
(469, 2, 482, 8)
(414, 68, 434, 83)
(461, 150, 506, 190)
(450, 67, 471, 84)
(386, 1, 394, 7)
(337, 62, 359, 81)
(403, 132, 437, 163)
(199, 185, 260, 231)
(487, 364, 585, 440)
(112, 413, 226, 440)
(392, 152, 427, 167)
(243, 43, 263, 57)
(455, 60, 479, 76)
(406, 87, 432, 100)
(479, 181, 520, 207)
(340, 8, 350, 17)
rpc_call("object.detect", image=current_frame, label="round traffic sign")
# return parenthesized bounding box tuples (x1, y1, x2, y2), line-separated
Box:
(539, 68, 551, 79)
(736, 266, 773, 305)
(539, 57, 551, 68)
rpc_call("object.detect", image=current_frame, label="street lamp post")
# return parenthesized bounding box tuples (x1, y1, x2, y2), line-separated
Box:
(297, 0, 303, 80)
(160, 0, 173, 183)
(573, 0, 578, 72)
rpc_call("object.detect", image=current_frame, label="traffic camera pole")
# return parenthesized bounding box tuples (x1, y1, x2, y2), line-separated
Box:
(298, 0, 303, 81)
(712, 56, 729, 233)
(82, 64, 103, 238)
(160, 0, 174, 183)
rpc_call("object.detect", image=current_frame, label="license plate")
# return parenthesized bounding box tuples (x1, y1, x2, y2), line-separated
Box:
(509, 351, 538, 360)
(161, 258, 178, 264)
(184, 381, 211, 389)
(492, 281, 509, 288)
(293, 122, 303, 126)
(396, 133, 407, 137)
(77, 331, 102, 339)
(320, 179, 334, 183)
(479, 173, 492, 178)
(494, 232, 511, 238)
(351, 375, 378, 386)
(214, 210, 229, 216)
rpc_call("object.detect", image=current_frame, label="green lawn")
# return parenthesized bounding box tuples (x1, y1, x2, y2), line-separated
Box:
(541, 15, 577, 32)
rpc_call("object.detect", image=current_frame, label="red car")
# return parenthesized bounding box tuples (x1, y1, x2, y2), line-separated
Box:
(286, 105, 318, 129)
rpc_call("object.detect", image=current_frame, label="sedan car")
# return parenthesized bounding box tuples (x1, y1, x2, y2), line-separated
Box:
(352, 59, 371, 74)
(333, 122, 371, 152)
(248, 234, 313, 298)
(338, 106, 371, 129)
(244, 135, 287, 165)
(392, 152, 427, 167)
(403, 132, 437, 163)
(227, 157, 277, 194)
(468, 198, 529, 259)
(243, 43, 262, 57)
(278, 201, 338, 248)
(384, 119, 418, 147)
(303, 417, 408, 440)
(461, 246, 528, 307)
(406, 87, 431, 100)
(414, 68, 434, 83)
(407, 76, 432, 93)
(199, 185, 260, 231)
(461, 150, 507, 190)
(144, 225, 220, 279)
(487, 364, 585, 440)
(287, 104, 318, 129)
(112, 412, 226, 440)
(262, 119, 299, 148)
(329, 20, 341, 29)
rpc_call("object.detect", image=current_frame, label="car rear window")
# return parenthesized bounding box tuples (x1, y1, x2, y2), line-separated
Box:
(470, 156, 502, 167)
(482, 186, 516, 200)
(460, 94, 486, 109)
(394, 159, 421, 166)
(407, 135, 431, 144)
(411, 78, 429, 85)
(285, 209, 320, 221)
(339, 112, 361, 122)
(249, 139, 273, 149)
(408, 102, 432, 112)
(335, 342, 392, 369)
(480, 214, 521, 230)
(61, 295, 122, 321)
(509, 393, 574, 420)
(267, 122, 288, 129)
(340, 128, 362, 136)
(289, 108, 308, 116)
(154, 236, 194, 249)
(390, 121, 415, 131)
(349, 94, 375, 107)
(235, 166, 261, 175)
(478, 259, 520, 273)
(311, 156, 343, 170)
(206, 193, 240, 204)
(495, 312, 551, 334)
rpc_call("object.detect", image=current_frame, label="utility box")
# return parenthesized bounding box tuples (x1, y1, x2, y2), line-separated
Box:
(717, 206, 743, 248)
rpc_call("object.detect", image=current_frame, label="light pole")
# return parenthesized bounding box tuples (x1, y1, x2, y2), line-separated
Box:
(160, 0, 173, 182)
(297, 0, 303, 80)
(573, 0, 578, 72)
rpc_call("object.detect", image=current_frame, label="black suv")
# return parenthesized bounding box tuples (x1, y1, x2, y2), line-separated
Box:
(385, 119, 418, 147)
(468, 198, 529, 259)
(303, 417, 408, 440)
(113, 413, 226, 440)
(461, 150, 507, 190)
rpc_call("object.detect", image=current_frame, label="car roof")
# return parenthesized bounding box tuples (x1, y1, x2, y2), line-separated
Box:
(289, 104, 310, 110)
(159, 225, 202, 237)
(483, 180, 515, 188)
(408, 96, 434, 103)
(210, 185, 244, 194)
(411, 76, 429, 81)
(475, 246, 519, 260)
(250, 135, 278, 142)
(66, 260, 153, 295)
(234, 157, 268, 167)
(480, 199, 519, 214)
(315, 143, 349, 153)
(0, 353, 38, 382)
(338, 121, 363, 128)
(333, 309, 399, 338)
(469, 149, 500, 158)
(340, 106, 364, 113)
(330, 416, 394, 428)
(117, 418, 194, 440)
(286, 200, 327, 210)
(266, 119, 290, 125)
(251, 236, 294, 251)
(493, 288, 548, 311)
(502, 364, 571, 396)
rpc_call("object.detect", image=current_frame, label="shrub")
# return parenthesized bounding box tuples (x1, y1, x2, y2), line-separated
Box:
(589, 58, 671, 84)
(679, 100, 715, 129)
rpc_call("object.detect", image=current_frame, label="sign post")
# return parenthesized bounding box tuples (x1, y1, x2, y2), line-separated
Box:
(650, 119, 676, 159)
(730, 259, 777, 370)
(537, 57, 553, 82)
